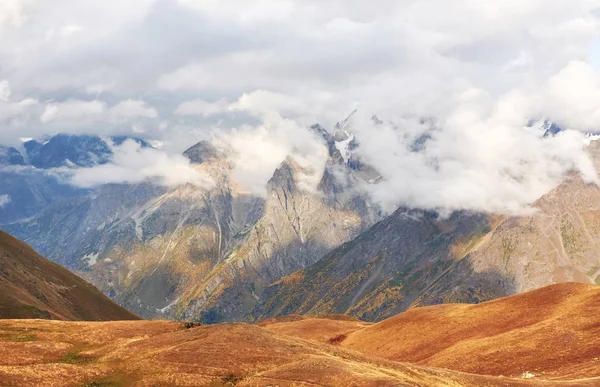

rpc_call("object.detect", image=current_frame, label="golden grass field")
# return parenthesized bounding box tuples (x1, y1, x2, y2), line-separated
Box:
(1, 282, 599, 386)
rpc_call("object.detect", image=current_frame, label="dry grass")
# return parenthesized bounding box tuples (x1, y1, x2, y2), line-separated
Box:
(0, 230, 138, 322)
(1, 283, 599, 386)
(341, 282, 600, 380)
(0, 318, 550, 387)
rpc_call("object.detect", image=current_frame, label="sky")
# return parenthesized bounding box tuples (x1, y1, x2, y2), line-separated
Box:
(2, 0, 600, 214)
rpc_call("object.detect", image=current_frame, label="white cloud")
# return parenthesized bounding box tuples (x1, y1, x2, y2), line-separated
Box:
(175, 98, 229, 117)
(0, 80, 38, 128)
(0, 81, 11, 102)
(69, 140, 214, 188)
(349, 92, 598, 215)
(213, 113, 328, 195)
(39, 98, 158, 128)
(0, 0, 26, 29)
(543, 61, 600, 132)
(108, 99, 158, 123)
(2, 0, 600, 213)
(60, 24, 83, 37)
(0, 195, 11, 208)
(40, 99, 105, 124)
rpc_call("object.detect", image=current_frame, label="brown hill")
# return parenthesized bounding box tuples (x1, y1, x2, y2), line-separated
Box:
(256, 284, 600, 381)
(0, 317, 592, 387)
(328, 282, 599, 380)
(1, 283, 599, 385)
(0, 230, 138, 321)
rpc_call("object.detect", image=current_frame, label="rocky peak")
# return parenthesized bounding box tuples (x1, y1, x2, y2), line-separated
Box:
(0, 146, 25, 166)
(310, 124, 345, 164)
(267, 158, 298, 194)
(21, 134, 150, 169)
(183, 140, 223, 165)
(28, 134, 112, 168)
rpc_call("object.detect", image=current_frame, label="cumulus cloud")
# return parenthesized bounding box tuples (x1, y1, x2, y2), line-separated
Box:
(2, 0, 600, 213)
(40, 99, 105, 124)
(69, 140, 214, 188)
(108, 99, 158, 123)
(0, 0, 25, 29)
(0, 80, 38, 130)
(213, 113, 328, 195)
(175, 98, 230, 117)
(39, 99, 158, 130)
(543, 61, 600, 132)
(350, 103, 597, 215)
(0, 194, 11, 208)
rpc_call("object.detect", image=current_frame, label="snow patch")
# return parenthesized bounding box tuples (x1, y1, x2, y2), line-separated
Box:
(82, 252, 99, 267)
(0, 194, 11, 208)
(335, 133, 354, 163)
(157, 297, 180, 314)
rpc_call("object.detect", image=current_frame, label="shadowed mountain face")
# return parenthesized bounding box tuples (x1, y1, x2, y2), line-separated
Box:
(0, 134, 150, 224)
(0, 230, 138, 321)
(0, 146, 25, 166)
(24, 134, 150, 169)
(250, 210, 513, 322)
(0, 283, 598, 386)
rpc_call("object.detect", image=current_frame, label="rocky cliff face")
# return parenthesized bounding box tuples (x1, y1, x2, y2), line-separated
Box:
(251, 142, 600, 322)
(6, 129, 600, 325)
(250, 210, 503, 322)
(4, 133, 381, 322)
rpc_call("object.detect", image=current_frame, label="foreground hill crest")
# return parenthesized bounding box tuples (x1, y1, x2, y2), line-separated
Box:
(0, 230, 138, 321)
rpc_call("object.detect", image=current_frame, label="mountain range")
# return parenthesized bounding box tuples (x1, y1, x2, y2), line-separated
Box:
(2, 127, 600, 325)
(2, 129, 382, 322)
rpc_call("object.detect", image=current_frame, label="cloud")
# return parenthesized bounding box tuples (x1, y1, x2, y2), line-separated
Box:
(349, 93, 598, 215)
(40, 99, 105, 124)
(69, 139, 214, 188)
(108, 99, 158, 123)
(39, 98, 158, 129)
(60, 24, 83, 37)
(543, 61, 600, 132)
(0, 80, 38, 131)
(0, 194, 11, 208)
(0, 0, 25, 29)
(175, 98, 229, 117)
(0, 81, 11, 102)
(213, 113, 328, 195)
(1, 0, 600, 213)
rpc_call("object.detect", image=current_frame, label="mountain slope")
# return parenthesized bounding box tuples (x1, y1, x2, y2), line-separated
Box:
(5, 134, 381, 322)
(0, 134, 151, 224)
(0, 230, 138, 321)
(340, 282, 600, 379)
(250, 209, 503, 322)
(252, 141, 600, 322)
